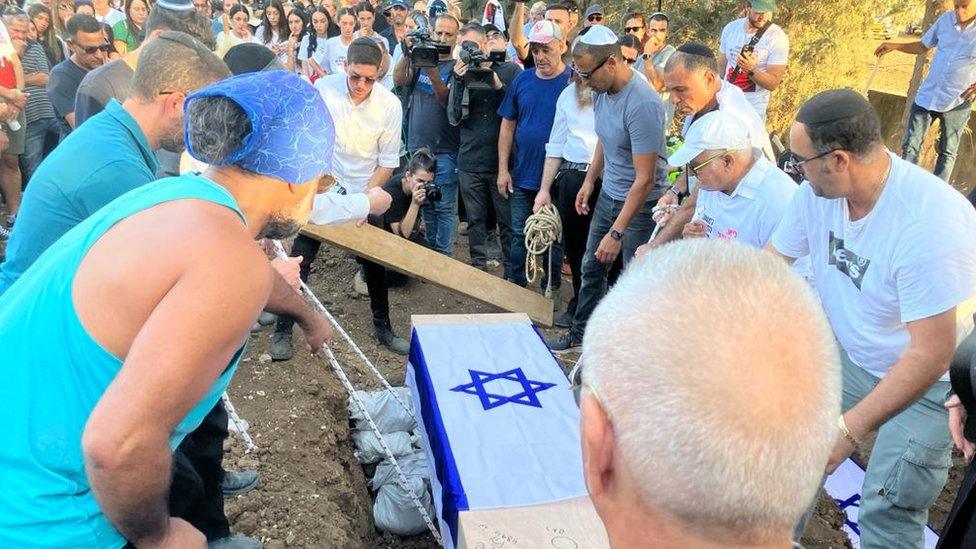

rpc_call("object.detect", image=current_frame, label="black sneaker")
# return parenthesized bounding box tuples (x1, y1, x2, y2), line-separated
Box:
(547, 332, 581, 353)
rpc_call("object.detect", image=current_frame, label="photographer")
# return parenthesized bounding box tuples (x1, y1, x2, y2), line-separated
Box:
(393, 12, 459, 255)
(447, 22, 519, 273)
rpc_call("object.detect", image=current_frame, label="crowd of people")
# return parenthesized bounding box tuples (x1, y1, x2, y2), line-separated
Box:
(0, 0, 974, 546)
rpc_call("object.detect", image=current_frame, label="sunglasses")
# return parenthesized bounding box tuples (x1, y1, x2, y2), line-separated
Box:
(623, 56, 637, 64)
(624, 25, 644, 33)
(586, 14, 601, 22)
(78, 42, 112, 53)
(571, 54, 612, 79)
(347, 72, 377, 83)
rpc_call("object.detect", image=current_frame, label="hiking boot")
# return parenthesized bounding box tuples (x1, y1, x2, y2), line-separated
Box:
(554, 311, 574, 328)
(547, 332, 581, 353)
(221, 469, 259, 498)
(268, 332, 293, 361)
(208, 534, 263, 549)
(374, 323, 410, 355)
(353, 269, 368, 296)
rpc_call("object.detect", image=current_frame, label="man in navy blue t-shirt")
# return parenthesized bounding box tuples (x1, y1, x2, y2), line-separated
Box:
(497, 20, 570, 288)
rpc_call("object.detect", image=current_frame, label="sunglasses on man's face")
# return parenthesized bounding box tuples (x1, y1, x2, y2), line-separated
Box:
(347, 72, 377, 83)
(587, 14, 602, 22)
(623, 56, 636, 65)
(79, 43, 112, 54)
(624, 25, 643, 33)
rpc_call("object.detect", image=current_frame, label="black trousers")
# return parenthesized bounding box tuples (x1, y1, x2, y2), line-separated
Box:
(553, 168, 600, 302)
(458, 169, 512, 268)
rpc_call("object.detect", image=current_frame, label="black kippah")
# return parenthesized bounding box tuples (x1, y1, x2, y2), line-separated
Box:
(223, 43, 278, 76)
(797, 89, 874, 125)
(676, 42, 714, 59)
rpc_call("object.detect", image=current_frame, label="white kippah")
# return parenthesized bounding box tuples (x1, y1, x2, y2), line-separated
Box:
(579, 25, 618, 46)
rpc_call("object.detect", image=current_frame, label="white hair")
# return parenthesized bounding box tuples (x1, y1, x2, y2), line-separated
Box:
(581, 239, 840, 544)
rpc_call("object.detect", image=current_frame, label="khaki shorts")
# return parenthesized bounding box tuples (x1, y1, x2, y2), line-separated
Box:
(3, 110, 26, 156)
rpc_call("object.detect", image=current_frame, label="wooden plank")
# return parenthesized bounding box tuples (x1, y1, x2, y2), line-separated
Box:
(301, 222, 554, 327)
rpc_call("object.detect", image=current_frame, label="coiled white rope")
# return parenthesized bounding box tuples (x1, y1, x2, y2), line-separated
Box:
(523, 203, 562, 298)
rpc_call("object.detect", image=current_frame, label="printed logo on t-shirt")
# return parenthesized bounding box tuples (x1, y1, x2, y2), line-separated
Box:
(828, 231, 871, 290)
(725, 65, 756, 93)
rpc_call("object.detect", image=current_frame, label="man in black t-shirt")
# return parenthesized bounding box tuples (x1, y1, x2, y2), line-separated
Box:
(447, 22, 520, 272)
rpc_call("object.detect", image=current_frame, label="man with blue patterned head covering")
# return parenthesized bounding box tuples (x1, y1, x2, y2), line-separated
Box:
(0, 70, 336, 548)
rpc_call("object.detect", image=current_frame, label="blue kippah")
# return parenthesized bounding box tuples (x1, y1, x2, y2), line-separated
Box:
(155, 0, 196, 11)
(184, 71, 335, 185)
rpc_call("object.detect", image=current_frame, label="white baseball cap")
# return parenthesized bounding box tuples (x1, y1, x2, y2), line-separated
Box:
(668, 110, 753, 167)
(578, 24, 618, 46)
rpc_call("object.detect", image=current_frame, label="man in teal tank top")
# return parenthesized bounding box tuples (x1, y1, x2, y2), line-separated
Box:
(0, 70, 337, 548)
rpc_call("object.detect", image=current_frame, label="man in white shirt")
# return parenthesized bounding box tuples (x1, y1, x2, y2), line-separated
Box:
(876, 0, 976, 182)
(638, 43, 771, 255)
(272, 37, 405, 359)
(668, 110, 795, 250)
(533, 76, 597, 327)
(769, 89, 976, 546)
(717, 0, 788, 121)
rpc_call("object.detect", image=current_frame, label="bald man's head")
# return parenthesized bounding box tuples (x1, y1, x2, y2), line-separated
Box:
(580, 240, 839, 545)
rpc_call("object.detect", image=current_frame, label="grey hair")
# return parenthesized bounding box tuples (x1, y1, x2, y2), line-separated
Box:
(130, 31, 230, 101)
(186, 97, 252, 165)
(665, 49, 719, 76)
(581, 239, 840, 544)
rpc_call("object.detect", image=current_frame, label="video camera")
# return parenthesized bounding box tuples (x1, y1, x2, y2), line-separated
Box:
(423, 181, 442, 202)
(406, 29, 451, 68)
(458, 41, 507, 90)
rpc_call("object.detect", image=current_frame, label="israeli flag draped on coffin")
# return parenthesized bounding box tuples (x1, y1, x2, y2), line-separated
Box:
(406, 316, 588, 548)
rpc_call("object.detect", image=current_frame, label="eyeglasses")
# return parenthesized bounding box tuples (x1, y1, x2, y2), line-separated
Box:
(347, 71, 377, 83)
(689, 149, 733, 177)
(78, 42, 112, 53)
(624, 25, 644, 33)
(623, 56, 637, 65)
(784, 148, 840, 176)
(486, 30, 502, 41)
(571, 54, 612, 79)
(586, 14, 601, 22)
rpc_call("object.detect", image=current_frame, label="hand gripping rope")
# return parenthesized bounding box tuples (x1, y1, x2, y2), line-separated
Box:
(523, 203, 563, 298)
(272, 240, 442, 544)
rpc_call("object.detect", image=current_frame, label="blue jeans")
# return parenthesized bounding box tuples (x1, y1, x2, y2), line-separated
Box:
(508, 185, 563, 288)
(420, 152, 459, 254)
(22, 117, 65, 183)
(902, 100, 973, 182)
(570, 191, 655, 340)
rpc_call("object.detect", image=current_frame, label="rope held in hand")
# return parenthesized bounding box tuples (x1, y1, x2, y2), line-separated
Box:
(523, 203, 562, 298)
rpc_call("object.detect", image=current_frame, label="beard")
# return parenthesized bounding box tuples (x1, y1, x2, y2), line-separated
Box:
(256, 212, 302, 240)
(158, 127, 185, 153)
(574, 82, 593, 107)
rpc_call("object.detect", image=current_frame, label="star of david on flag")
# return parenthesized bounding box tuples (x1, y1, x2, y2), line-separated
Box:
(450, 367, 557, 410)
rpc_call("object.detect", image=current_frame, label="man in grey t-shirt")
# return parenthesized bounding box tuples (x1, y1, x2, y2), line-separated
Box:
(548, 25, 666, 352)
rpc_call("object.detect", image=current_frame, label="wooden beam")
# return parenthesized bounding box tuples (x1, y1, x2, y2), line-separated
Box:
(301, 222, 554, 327)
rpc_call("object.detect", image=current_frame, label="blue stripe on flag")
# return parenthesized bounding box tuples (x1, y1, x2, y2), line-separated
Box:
(409, 328, 468, 544)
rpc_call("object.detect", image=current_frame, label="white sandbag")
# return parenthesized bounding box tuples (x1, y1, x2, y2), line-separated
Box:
(373, 475, 435, 536)
(370, 449, 429, 490)
(349, 388, 417, 434)
(351, 430, 415, 464)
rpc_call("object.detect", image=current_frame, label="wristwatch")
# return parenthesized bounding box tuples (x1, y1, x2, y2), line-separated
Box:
(608, 228, 623, 241)
(641, 53, 651, 61)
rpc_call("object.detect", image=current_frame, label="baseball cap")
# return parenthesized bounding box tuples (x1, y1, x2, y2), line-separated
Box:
(667, 111, 752, 167)
(384, 0, 409, 10)
(578, 24, 616, 46)
(749, 0, 776, 13)
(528, 19, 562, 44)
(184, 71, 335, 185)
(427, 0, 447, 17)
(583, 4, 603, 17)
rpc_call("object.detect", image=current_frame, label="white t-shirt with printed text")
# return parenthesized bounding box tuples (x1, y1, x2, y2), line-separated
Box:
(771, 152, 976, 380)
(718, 18, 789, 120)
(321, 36, 352, 74)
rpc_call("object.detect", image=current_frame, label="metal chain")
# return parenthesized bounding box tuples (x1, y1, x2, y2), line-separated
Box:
(271, 240, 415, 421)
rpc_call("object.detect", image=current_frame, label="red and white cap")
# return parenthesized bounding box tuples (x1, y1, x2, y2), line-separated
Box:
(528, 20, 563, 44)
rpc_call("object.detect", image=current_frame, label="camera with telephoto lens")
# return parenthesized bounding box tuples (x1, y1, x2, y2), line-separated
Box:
(407, 29, 451, 68)
(422, 181, 442, 202)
